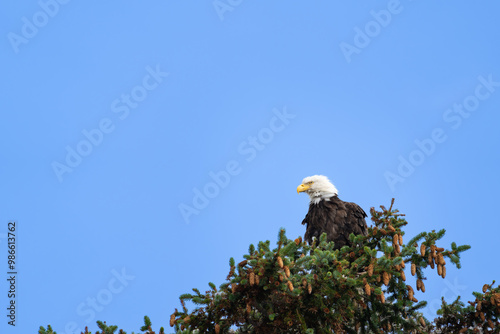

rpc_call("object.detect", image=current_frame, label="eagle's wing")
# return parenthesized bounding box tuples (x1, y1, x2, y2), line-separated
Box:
(345, 201, 368, 237)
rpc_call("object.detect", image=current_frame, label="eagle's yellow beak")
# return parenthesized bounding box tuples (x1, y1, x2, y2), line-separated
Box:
(297, 183, 310, 194)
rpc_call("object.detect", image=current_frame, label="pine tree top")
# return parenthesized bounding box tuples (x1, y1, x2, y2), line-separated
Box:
(39, 200, 500, 334)
(168, 200, 497, 333)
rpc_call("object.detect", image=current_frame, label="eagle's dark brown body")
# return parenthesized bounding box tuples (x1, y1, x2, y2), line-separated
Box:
(301, 196, 368, 248)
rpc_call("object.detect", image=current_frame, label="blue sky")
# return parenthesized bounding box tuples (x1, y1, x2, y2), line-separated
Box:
(1, 1, 499, 333)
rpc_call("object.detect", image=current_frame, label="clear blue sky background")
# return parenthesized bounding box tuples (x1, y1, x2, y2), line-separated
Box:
(1, 1, 499, 333)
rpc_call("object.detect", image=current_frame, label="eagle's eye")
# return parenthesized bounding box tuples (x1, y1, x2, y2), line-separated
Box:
(307, 181, 314, 185)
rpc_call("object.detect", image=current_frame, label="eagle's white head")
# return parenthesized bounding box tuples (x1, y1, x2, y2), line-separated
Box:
(297, 175, 338, 204)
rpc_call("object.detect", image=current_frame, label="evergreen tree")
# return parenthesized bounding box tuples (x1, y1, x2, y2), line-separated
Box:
(169, 200, 497, 333)
(39, 200, 500, 333)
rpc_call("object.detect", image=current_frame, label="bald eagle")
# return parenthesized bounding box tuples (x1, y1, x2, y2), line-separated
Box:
(297, 175, 368, 249)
